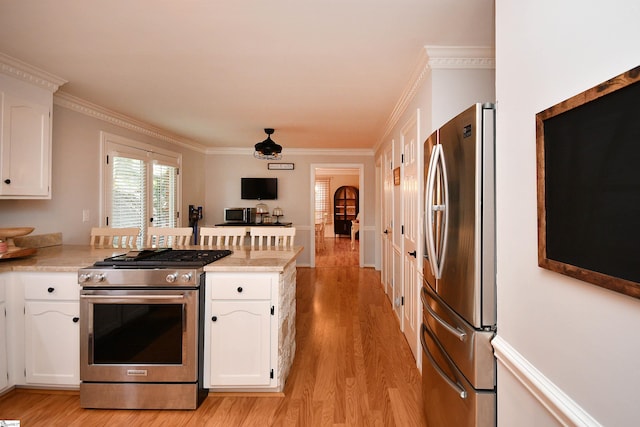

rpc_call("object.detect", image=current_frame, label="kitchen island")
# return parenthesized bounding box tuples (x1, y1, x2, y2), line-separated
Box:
(0, 244, 301, 396)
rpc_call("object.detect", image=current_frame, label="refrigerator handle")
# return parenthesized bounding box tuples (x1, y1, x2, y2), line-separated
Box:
(425, 144, 441, 277)
(424, 144, 449, 279)
(420, 324, 468, 399)
(421, 288, 467, 341)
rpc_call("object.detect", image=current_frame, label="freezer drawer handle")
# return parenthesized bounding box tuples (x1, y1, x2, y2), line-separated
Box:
(421, 324, 467, 399)
(421, 289, 466, 341)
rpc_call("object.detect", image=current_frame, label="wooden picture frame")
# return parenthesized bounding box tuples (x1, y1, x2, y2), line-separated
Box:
(268, 163, 294, 170)
(536, 65, 640, 299)
(393, 167, 400, 186)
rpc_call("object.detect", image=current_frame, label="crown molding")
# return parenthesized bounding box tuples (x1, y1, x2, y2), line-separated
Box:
(376, 45, 494, 152)
(425, 46, 495, 69)
(375, 49, 430, 152)
(54, 91, 208, 153)
(0, 52, 67, 92)
(206, 146, 374, 157)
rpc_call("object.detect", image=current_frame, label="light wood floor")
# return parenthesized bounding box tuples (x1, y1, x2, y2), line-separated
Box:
(315, 234, 359, 267)
(0, 247, 425, 426)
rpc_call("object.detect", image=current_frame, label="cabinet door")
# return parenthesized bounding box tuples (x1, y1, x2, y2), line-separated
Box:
(0, 91, 51, 198)
(334, 186, 359, 235)
(0, 302, 7, 391)
(209, 300, 271, 386)
(24, 301, 79, 385)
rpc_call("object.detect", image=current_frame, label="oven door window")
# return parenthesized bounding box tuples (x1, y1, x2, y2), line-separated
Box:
(93, 303, 183, 364)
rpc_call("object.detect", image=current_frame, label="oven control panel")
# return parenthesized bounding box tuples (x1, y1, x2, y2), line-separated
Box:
(78, 268, 203, 287)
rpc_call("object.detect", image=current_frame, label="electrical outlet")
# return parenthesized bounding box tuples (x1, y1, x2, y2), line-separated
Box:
(82, 209, 90, 223)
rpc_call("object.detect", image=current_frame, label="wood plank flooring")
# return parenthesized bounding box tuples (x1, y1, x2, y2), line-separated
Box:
(315, 235, 359, 267)
(0, 247, 425, 426)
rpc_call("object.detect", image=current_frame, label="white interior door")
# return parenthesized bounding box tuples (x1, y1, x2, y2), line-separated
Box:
(401, 113, 419, 360)
(382, 145, 394, 298)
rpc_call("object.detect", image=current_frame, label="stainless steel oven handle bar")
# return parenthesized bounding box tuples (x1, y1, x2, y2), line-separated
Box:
(420, 324, 467, 399)
(421, 288, 466, 342)
(80, 295, 186, 300)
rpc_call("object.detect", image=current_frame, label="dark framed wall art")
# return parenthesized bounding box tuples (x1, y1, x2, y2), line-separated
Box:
(536, 65, 640, 299)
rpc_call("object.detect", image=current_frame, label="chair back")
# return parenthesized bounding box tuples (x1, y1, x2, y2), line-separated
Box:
(250, 227, 296, 248)
(199, 227, 246, 246)
(90, 227, 139, 248)
(146, 226, 193, 247)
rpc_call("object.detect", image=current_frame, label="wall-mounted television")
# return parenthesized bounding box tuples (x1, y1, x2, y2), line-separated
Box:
(536, 65, 640, 299)
(241, 177, 278, 200)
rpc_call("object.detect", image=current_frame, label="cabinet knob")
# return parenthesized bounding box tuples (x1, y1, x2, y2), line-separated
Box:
(72, 317, 80, 323)
(211, 316, 217, 322)
(3, 179, 10, 184)
(237, 286, 243, 293)
(47, 287, 55, 293)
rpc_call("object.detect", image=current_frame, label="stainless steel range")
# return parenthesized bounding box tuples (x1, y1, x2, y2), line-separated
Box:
(78, 248, 231, 410)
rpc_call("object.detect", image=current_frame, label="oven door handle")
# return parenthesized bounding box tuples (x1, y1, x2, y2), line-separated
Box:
(80, 294, 186, 300)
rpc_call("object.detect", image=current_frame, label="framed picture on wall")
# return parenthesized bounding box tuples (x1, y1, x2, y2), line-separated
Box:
(536, 65, 640, 299)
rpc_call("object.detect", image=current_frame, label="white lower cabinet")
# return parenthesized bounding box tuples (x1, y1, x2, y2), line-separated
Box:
(205, 272, 278, 390)
(209, 300, 272, 386)
(24, 301, 79, 385)
(21, 272, 80, 386)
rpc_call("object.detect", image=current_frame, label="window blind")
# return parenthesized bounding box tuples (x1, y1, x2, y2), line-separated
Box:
(315, 178, 331, 223)
(152, 162, 178, 228)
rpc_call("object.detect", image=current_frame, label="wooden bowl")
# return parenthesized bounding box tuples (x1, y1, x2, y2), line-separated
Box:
(0, 227, 35, 240)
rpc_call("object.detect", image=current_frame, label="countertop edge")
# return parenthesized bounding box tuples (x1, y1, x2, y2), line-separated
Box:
(0, 245, 304, 273)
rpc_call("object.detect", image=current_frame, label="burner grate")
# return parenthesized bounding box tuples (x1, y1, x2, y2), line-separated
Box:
(93, 249, 232, 267)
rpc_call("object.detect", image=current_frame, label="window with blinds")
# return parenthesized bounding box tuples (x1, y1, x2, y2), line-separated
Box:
(111, 156, 147, 231)
(315, 178, 331, 223)
(152, 162, 178, 228)
(103, 133, 181, 246)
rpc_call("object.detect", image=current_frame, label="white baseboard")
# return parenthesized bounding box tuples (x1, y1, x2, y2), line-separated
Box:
(492, 335, 602, 427)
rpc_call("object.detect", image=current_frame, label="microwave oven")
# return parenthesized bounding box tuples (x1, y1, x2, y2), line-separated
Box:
(224, 207, 256, 224)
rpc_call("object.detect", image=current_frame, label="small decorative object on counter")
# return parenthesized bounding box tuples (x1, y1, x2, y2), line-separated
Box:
(0, 239, 7, 254)
(256, 202, 269, 224)
(272, 207, 284, 223)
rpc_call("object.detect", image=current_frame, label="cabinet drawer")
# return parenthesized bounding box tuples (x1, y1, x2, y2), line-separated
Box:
(210, 273, 272, 300)
(22, 272, 80, 301)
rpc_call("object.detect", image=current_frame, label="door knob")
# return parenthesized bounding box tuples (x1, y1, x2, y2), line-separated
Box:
(408, 250, 417, 258)
(3, 179, 10, 184)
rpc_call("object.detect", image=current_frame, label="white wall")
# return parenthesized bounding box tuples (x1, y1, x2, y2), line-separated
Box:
(0, 103, 207, 244)
(204, 151, 375, 267)
(495, 1, 640, 425)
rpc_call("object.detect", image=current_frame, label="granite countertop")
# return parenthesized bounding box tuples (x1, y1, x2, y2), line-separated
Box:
(0, 245, 302, 273)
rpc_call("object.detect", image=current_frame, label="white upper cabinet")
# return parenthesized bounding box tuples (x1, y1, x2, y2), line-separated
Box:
(0, 53, 66, 199)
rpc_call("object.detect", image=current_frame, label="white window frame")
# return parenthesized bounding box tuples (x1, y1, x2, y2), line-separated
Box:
(100, 132, 182, 245)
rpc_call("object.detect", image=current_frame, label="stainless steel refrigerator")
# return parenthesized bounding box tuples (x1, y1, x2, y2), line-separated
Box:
(422, 103, 496, 426)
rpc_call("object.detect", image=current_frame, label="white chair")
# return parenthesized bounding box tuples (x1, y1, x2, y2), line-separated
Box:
(250, 227, 296, 248)
(90, 227, 139, 248)
(146, 226, 193, 248)
(351, 213, 360, 249)
(199, 227, 246, 246)
(315, 213, 328, 252)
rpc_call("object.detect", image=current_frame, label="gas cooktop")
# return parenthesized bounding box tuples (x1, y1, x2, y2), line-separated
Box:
(93, 248, 233, 268)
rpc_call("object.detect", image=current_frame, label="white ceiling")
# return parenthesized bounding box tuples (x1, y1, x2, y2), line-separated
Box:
(0, 0, 494, 151)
